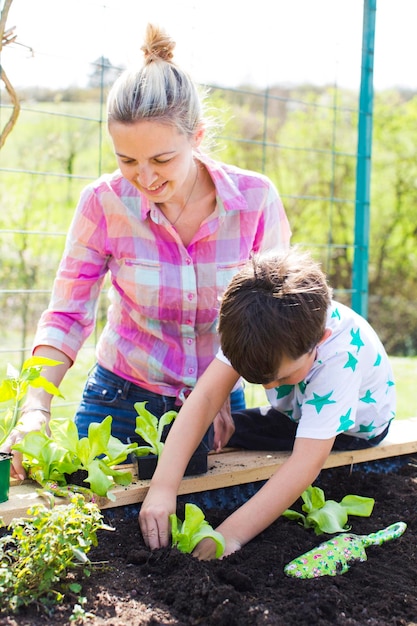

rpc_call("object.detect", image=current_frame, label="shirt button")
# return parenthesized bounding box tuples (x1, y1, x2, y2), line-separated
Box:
(186, 258, 192, 265)
(187, 293, 194, 301)
(188, 368, 195, 374)
(186, 338, 193, 345)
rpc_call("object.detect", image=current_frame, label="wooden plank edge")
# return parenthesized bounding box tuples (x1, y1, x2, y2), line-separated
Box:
(101, 438, 417, 510)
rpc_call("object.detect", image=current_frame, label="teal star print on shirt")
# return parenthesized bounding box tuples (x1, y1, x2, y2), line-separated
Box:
(344, 352, 358, 371)
(298, 381, 307, 394)
(305, 391, 336, 414)
(331, 307, 341, 320)
(275, 384, 294, 399)
(357, 421, 376, 434)
(350, 328, 365, 352)
(374, 353, 382, 366)
(360, 389, 376, 404)
(337, 408, 354, 432)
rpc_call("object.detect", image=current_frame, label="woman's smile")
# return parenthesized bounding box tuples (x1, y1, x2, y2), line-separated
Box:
(142, 179, 168, 196)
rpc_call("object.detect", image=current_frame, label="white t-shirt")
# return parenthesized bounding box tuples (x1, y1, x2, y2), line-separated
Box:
(216, 301, 396, 441)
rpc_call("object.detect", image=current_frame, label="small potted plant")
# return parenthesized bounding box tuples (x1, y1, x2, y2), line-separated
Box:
(0, 358, 137, 503)
(0, 455, 10, 503)
(130, 402, 208, 479)
(13, 415, 138, 502)
(0, 357, 63, 503)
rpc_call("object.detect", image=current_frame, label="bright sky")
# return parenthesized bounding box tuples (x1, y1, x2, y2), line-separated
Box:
(2, 0, 417, 92)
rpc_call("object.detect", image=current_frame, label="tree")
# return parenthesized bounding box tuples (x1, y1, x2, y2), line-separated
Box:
(88, 56, 121, 89)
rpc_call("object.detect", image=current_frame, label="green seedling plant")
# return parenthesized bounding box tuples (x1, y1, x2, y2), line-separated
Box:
(282, 485, 375, 535)
(0, 494, 114, 614)
(0, 357, 63, 448)
(132, 401, 177, 458)
(170, 502, 226, 558)
(13, 415, 137, 501)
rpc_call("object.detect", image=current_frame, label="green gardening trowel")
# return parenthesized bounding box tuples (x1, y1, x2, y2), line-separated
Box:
(284, 521, 407, 579)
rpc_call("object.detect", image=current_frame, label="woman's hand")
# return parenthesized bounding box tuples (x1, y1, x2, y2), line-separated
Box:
(212, 397, 235, 451)
(0, 409, 50, 480)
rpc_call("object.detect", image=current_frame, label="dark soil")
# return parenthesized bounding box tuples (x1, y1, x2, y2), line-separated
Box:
(1, 455, 417, 626)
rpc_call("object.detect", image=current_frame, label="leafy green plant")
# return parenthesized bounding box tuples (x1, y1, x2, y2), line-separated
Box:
(0, 357, 63, 447)
(13, 415, 137, 501)
(282, 485, 375, 535)
(0, 494, 113, 614)
(170, 502, 225, 558)
(131, 401, 177, 458)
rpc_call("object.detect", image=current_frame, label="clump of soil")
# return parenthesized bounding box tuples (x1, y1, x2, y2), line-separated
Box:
(1, 456, 416, 626)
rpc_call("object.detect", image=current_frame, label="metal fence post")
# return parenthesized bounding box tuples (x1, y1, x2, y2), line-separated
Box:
(352, 0, 377, 317)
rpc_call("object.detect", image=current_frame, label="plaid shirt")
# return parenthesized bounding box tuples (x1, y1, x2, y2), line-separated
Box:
(35, 153, 291, 400)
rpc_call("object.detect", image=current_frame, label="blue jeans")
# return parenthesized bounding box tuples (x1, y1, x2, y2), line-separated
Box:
(74, 363, 246, 448)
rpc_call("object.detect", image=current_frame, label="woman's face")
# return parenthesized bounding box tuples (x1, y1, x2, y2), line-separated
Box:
(108, 119, 202, 203)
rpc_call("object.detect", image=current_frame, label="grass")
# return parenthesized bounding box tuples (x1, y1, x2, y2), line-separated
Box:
(389, 356, 417, 419)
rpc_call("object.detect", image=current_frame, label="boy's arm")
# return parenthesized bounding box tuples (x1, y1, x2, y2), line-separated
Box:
(193, 435, 335, 560)
(139, 357, 240, 549)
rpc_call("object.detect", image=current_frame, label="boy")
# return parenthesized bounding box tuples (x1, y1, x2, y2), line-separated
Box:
(139, 248, 396, 559)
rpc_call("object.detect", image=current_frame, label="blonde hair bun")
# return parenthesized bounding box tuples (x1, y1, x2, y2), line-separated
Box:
(141, 23, 176, 64)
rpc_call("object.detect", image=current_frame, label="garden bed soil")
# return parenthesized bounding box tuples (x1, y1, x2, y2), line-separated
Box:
(1, 456, 417, 626)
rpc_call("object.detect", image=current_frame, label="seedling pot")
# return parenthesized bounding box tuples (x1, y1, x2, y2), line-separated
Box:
(183, 448, 208, 477)
(135, 450, 208, 480)
(135, 454, 158, 480)
(0, 452, 12, 503)
(64, 469, 89, 487)
(129, 438, 208, 480)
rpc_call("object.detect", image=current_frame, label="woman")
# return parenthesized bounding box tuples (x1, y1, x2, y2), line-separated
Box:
(3, 24, 290, 479)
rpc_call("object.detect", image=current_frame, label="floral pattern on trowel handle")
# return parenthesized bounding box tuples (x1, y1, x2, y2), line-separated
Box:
(284, 521, 407, 579)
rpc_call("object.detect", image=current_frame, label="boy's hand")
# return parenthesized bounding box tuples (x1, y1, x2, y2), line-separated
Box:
(192, 534, 242, 560)
(192, 537, 219, 560)
(139, 486, 177, 550)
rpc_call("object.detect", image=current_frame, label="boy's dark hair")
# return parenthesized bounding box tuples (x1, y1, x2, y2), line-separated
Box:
(218, 248, 332, 384)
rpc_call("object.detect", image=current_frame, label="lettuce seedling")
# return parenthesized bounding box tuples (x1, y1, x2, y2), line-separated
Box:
(282, 485, 374, 535)
(0, 356, 63, 447)
(132, 401, 177, 458)
(13, 415, 137, 501)
(170, 502, 225, 558)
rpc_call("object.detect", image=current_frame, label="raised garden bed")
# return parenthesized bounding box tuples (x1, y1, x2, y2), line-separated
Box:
(0, 452, 416, 626)
(1, 418, 416, 625)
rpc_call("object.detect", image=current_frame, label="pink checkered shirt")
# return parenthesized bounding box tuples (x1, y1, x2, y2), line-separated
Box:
(35, 153, 291, 400)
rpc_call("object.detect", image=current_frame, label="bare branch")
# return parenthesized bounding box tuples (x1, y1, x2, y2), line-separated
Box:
(0, 0, 14, 47)
(2, 26, 17, 47)
(0, 66, 20, 149)
(0, 0, 21, 149)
